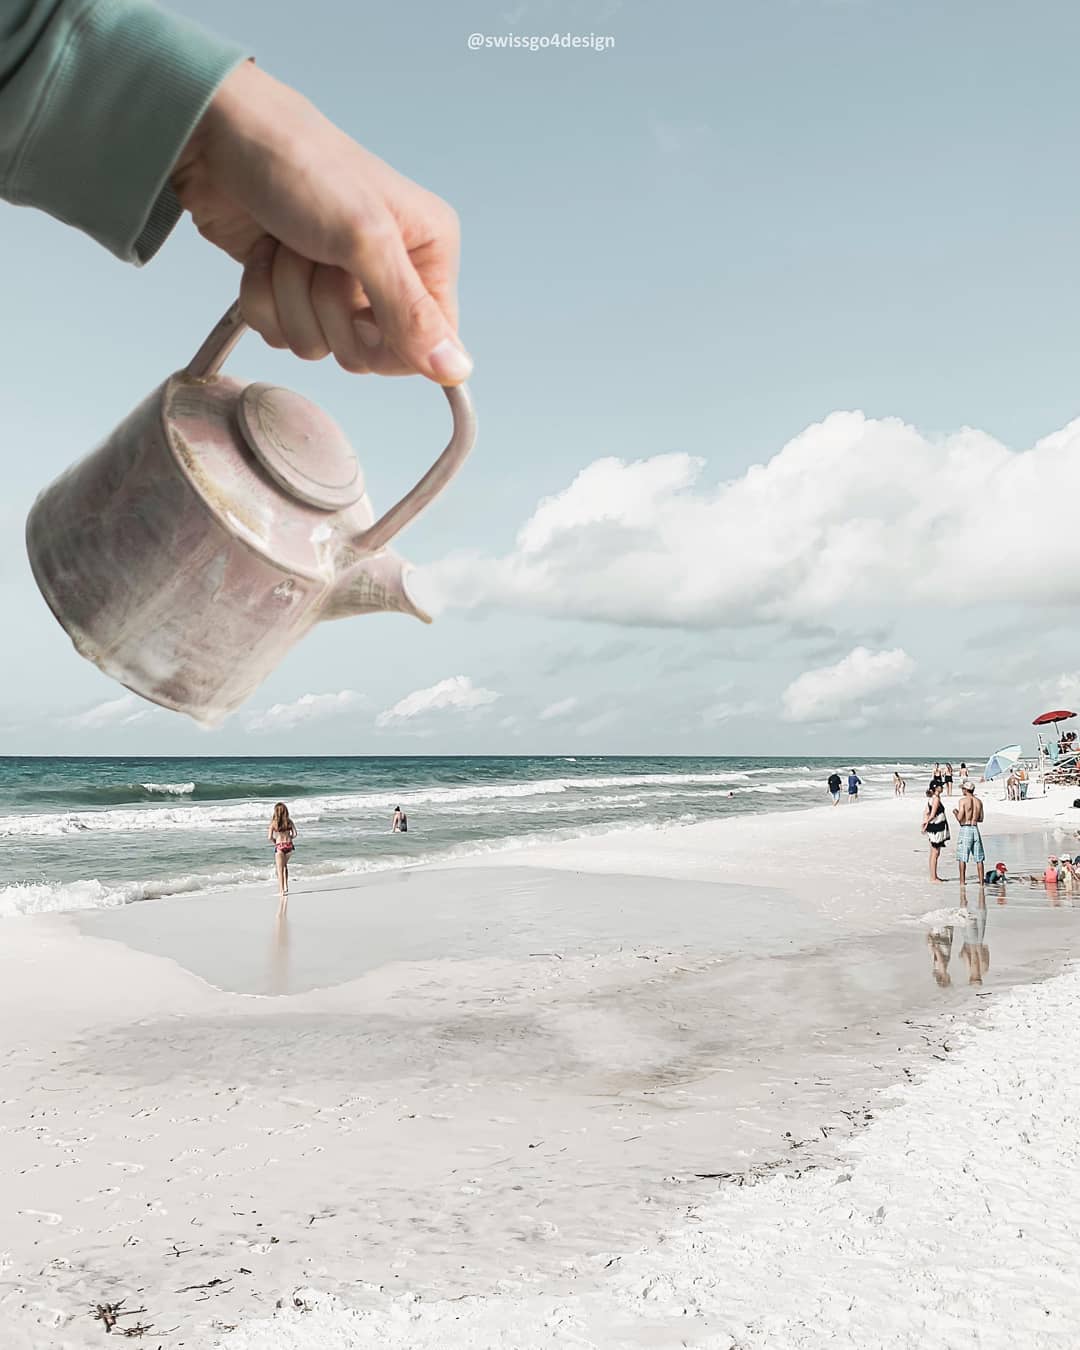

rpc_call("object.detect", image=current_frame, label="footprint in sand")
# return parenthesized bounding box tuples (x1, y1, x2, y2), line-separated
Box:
(512, 1216, 560, 1241)
(77, 1186, 120, 1203)
(108, 1161, 144, 1173)
(28, 1303, 67, 1328)
(20, 1208, 62, 1225)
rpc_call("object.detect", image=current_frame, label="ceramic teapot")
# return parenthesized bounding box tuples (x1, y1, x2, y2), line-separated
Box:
(25, 302, 477, 725)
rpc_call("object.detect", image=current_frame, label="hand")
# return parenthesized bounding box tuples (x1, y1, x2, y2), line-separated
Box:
(171, 61, 471, 385)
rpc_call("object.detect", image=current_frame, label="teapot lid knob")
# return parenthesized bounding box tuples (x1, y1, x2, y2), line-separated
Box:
(237, 383, 364, 511)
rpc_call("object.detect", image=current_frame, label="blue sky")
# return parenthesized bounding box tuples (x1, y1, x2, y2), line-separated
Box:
(2, 0, 1080, 756)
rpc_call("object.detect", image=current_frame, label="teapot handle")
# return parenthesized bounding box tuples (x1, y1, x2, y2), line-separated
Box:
(186, 302, 477, 554)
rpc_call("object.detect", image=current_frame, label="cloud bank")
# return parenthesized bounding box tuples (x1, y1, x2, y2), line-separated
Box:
(424, 412, 1080, 630)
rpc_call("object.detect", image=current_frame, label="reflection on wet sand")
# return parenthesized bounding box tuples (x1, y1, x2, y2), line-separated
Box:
(271, 911, 290, 994)
(927, 926, 953, 987)
(958, 885, 989, 985)
(926, 885, 991, 988)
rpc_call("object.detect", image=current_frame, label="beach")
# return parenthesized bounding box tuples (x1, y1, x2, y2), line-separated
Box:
(2, 769, 1080, 1347)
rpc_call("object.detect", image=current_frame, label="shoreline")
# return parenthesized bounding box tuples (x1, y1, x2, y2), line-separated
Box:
(0, 758, 970, 923)
(2, 786, 1079, 1347)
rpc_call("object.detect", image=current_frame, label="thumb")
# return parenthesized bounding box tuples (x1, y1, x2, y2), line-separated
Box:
(348, 225, 472, 385)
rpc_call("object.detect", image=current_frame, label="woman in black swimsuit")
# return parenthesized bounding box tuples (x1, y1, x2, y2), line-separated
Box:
(922, 787, 950, 883)
(943, 763, 954, 797)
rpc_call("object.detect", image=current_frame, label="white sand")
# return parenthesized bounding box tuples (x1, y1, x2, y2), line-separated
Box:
(2, 785, 1079, 1348)
(217, 962, 1080, 1350)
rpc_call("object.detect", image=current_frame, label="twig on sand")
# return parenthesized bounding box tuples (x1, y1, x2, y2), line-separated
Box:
(176, 1277, 231, 1294)
(92, 1301, 125, 1332)
(693, 1156, 822, 1187)
(90, 1301, 160, 1335)
(528, 951, 563, 959)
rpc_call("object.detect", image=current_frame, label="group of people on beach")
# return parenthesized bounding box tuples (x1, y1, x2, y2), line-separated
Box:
(927, 762, 967, 796)
(894, 762, 969, 797)
(1005, 766, 1031, 800)
(826, 769, 861, 804)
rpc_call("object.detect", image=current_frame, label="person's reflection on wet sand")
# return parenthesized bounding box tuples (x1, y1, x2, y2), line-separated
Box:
(271, 911, 290, 995)
(959, 884, 990, 985)
(927, 924, 954, 987)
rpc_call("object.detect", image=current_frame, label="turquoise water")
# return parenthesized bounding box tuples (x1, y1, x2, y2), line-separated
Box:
(0, 755, 927, 917)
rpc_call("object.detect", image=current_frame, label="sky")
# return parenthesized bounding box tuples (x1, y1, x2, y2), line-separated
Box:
(3, 0, 1080, 758)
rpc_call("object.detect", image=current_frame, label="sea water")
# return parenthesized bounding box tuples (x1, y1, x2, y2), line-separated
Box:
(0, 755, 929, 918)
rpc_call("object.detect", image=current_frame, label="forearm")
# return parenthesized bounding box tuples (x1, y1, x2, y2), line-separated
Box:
(0, 0, 246, 262)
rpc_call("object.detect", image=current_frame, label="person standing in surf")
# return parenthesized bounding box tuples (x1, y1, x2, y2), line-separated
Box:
(267, 802, 296, 909)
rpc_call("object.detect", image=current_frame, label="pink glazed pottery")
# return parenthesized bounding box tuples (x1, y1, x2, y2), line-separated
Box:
(25, 303, 477, 725)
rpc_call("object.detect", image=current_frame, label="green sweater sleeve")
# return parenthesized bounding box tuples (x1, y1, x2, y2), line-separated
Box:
(0, 0, 247, 263)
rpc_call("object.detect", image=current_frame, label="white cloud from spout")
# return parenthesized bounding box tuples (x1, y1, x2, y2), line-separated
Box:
(423, 413, 1080, 630)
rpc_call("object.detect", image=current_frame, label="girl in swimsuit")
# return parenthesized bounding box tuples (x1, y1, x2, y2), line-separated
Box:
(267, 801, 296, 908)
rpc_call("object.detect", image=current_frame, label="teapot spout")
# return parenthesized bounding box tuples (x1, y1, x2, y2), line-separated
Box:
(325, 548, 432, 624)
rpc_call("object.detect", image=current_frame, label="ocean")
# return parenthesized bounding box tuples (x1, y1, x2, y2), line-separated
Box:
(0, 755, 929, 918)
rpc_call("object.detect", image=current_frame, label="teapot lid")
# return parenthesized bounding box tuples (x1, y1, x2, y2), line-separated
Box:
(237, 383, 364, 511)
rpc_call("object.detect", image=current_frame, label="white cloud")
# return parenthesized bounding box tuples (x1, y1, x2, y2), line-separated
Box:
(539, 696, 579, 720)
(782, 646, 915, 723)
(67, 695, 147, 729)
(246, 690, 359, 732)
(424, 413, 1080, 630)
(376, 676, 500, 727)
(576, 708, 621, 737)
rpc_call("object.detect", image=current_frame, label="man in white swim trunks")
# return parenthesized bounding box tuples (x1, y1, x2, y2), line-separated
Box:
(953, 780, 985, 886)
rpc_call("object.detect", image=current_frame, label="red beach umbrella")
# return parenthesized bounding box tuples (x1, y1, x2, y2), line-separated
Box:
(1033, 710, 1077, 726)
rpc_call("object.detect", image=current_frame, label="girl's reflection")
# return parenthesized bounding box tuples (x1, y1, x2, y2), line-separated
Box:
(271, 910, 291, 994)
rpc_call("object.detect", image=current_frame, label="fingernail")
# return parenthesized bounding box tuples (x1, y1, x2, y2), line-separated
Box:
(354, 317, 381, 349)
(428, 337, 473, 383)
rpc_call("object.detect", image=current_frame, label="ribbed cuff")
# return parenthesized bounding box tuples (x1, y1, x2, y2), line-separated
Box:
(12, 0, 247, 263)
